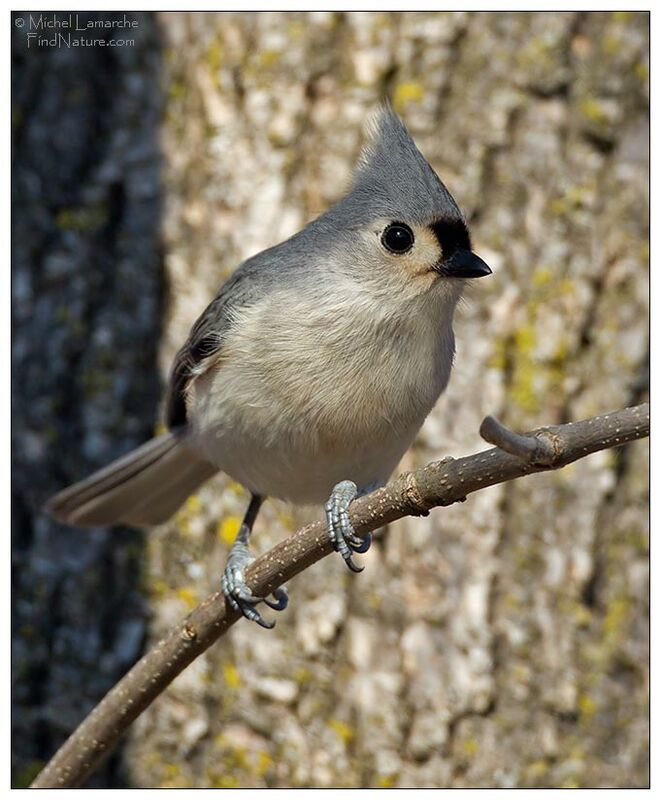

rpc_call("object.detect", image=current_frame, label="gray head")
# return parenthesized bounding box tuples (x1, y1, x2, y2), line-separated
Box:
(348, 105, 465, 226)
(306, 105, 491, 291)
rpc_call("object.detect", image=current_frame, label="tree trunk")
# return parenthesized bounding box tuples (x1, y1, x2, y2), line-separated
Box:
(12, 10, 648, 788)
(11, 11, 164, 788)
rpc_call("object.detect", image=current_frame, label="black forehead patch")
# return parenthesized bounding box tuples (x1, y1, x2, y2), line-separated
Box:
(431, 219, 471, 255)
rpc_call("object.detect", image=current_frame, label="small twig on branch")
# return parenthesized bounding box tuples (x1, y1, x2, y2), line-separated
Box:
(31, 403, 649, 788)
(479, 415, 557, 464)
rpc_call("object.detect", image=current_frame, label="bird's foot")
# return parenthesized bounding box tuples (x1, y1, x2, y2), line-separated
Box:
(221, 526, 288, 628)
(325, 480, 372, 573)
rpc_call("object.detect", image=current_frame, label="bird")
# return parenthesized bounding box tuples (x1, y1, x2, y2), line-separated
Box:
(46, 105, 492, 627)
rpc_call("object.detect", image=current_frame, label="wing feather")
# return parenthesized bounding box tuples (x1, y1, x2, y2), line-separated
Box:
(165, 259, 273, 428)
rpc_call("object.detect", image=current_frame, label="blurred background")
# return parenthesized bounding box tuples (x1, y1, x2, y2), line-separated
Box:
(11, 10, 649, 789)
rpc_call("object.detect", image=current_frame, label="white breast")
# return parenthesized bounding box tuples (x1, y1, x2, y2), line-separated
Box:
(189, 280, 457, 504)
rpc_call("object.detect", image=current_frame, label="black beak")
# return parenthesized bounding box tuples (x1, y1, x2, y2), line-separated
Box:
(440, 248, 492, 279)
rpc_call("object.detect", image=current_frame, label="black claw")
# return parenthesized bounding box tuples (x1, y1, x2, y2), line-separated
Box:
(325, 479, 373, 573)
(234, 589, 260, 604)
(337, 542, 365, 572)
(345, 556, 364, 573)
(235, 597, 276, 629)
(223, 555, 287, 628)
(349, 532, 371, 553)
(225, 590, 284, 629)
(263, 587, 288, 611)
(220, 496, 287, 628)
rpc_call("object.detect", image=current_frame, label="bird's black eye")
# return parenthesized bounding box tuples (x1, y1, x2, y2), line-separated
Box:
(381, 222, 414, 254)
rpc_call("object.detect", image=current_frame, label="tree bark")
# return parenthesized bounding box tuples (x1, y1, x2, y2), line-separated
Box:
(11, 11, 164, 788)
(13, 10, 648, 789)
(30, 405, 650, 788)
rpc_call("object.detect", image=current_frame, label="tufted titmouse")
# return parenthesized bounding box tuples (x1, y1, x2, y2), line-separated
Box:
(47, 106, 491, 627)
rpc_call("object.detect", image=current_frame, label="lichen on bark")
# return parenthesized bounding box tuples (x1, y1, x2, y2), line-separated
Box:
(12, 10, 648, 789)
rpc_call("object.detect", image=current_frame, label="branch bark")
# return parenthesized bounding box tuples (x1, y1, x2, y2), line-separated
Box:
(31, 403, 649, 788)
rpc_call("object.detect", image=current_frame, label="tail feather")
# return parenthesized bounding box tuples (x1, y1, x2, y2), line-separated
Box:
(46, 431, 217, 527)
(123, 453, 217, 526)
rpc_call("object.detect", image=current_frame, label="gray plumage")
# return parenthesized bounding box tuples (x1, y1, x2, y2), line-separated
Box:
(47, 104, 491, 532)
(48, 432, 216, 526)
(345, 107, 464, 225)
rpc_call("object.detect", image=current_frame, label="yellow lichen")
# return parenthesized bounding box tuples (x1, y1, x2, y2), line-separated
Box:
(228, 745, 250, 771)
(278, 510, 295, 529)
(579, 98, 609, 125)
(288, 20, 304, 39)
(366, 592, 383, 611)
(161, 763, 180, 780)
(578, 692, 597, 720)
(488, 336, 508, 370)
(149, 579, 170, 599)
(601, 32, 622, 57)
(393, 82, 424, 112)
(514, 324, 536, 353)
(12, 761, 45, 788)
(168, 80, 186, 100)
(226, 479, 244, 496)
(259, 49, 281, 68)
(549, 197, 567, 216)
(210, 773, 240, 789)
(218, 515, 242, 546)
(294, 667, 312, 685)
(206, 40, 223, 73)
(56, 205, 107, 232)
(532, 267, 553, 288)
(635, 62, 649, 82)
(511, 323, 540, 413)
(255, 750, 272, 776)
(571, 601, 593, 628)
(185, 494, 202, 516)
(223, 662, 242, 690)
(603, 596, 631, 643)
(329, 718, 354, 745)
(517, 35, 557, 72)
(174, 500, 197, 538)
(512, 662, 531, 682)
(461, 738, 479, 757)
(526, 760, 549, 780)
(176, 586, 199, 609)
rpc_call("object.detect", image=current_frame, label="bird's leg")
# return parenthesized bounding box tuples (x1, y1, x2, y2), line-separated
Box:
(325, 480, 375, 573)
(221, 493, 288, 629)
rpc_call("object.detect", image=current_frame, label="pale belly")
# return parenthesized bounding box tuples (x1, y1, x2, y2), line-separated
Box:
(195, 418, 414, 504)
(190, 360, 448, 504)
(187, 290, 455, 503)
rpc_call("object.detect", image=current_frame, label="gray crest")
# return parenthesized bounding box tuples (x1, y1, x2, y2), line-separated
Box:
(340, 104, 464, 227)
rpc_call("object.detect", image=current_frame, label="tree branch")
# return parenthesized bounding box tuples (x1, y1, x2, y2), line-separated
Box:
(31, 403, 649, 788)
(479, 414, 556, 463)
